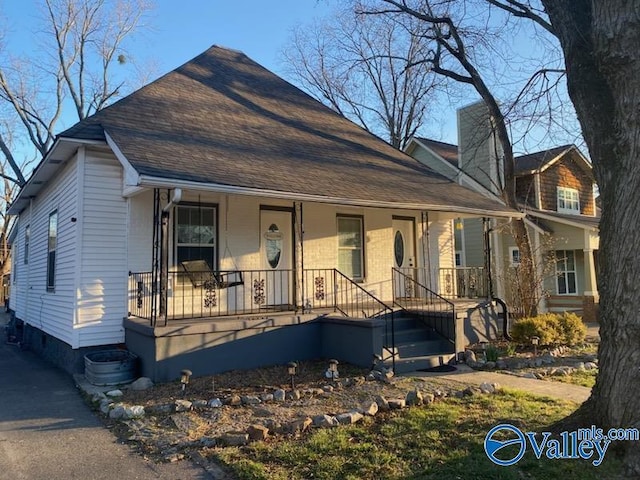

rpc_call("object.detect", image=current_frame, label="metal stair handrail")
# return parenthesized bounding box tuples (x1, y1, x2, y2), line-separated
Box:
(392, 268, 456, 345)
(332, 269, 396, 371)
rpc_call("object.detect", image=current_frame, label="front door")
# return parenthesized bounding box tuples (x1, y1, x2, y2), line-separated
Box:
(260, 209, 293, 307)
(392, 218, 416, 298)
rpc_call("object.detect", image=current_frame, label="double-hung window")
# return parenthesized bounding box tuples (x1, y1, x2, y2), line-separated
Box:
(557, 187, 580, 214)
(47, 211, 57, 291)
(337, 215, 364, 280)
(24, 225, 30, 265)
(556, 250, 577, 294)
(175, 205, 217, 270)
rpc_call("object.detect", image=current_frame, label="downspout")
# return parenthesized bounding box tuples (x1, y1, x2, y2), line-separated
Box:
(159, 188, 182, 326)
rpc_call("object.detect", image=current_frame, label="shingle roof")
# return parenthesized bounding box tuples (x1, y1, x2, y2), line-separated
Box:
(413, 138, 580, 176)
(58, 46, 515, 215)
(414, 138, 458, 166)
(514, 145, 574, 174)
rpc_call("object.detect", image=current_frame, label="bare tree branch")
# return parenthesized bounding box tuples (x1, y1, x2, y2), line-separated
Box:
(283, 9, 439, 149)
(486, 0, 554, 34)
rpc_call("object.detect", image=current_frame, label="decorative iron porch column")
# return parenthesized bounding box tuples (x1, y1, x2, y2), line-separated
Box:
(294, 202, 304, 309)
(158, 210, 170, 326)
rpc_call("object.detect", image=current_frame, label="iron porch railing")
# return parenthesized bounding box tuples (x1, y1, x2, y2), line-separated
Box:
(439, 266, 488, 299)
(392, 267, 456, 345)
(128, 267, 397, 370)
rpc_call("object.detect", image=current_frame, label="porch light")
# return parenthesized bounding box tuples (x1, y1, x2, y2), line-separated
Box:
(287, 361, 297, 390)
(327, 359, 339, 381)
(180, 369, 192, 396)
(531, 336, 540, 357)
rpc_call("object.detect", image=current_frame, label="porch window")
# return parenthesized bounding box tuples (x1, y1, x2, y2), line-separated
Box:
(175, 205, 217, 270)
(47, 211, 57, 292)
(557, 187, 580, 214)
(337, 215, 364, 280)
(556, 250, 577, 294)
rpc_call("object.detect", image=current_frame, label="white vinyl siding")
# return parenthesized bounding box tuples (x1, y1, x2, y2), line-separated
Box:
(77, 152, 128, 347)
(14, 156, 79, 346)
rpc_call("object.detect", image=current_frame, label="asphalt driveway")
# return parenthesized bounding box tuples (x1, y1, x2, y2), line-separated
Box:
(0, 313, 211, 480)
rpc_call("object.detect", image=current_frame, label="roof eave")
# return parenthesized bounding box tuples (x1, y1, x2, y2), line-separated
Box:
(137, 174, 523, 219)
(7, 136, 108, 215)
(526, 209, 599, 231)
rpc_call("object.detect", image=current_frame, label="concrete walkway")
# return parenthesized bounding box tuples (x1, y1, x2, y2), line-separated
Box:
(410, 364, 591, 403)
(407, 323, 599, 404)
(0, 312, 212, 480)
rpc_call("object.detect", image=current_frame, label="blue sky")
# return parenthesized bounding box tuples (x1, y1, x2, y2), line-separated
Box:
(0, 1, 578, 153)
(2, 0, 338, 82)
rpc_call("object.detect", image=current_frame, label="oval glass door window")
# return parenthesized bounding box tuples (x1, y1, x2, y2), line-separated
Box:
(265, 224, 283, 269)
(394, 230, 405, 267)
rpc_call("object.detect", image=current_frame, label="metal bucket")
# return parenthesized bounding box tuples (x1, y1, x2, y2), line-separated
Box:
(84, 350, 138, 386)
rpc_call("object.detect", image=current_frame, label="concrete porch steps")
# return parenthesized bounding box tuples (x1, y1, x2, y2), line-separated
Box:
(383, 313, 455, 374)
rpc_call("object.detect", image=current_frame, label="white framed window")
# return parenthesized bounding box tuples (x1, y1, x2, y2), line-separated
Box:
(509, 246, 521, 266)
(556, 250, 577, 295)
(557, 187, 580, 214)
(47, 211, 57, 292)
(337, 215, 364, 280)
(175, 204, 217, 270)
(455, 251, 463, 267)
(12, 244, 17, 284)
(24, 225, 30, 265)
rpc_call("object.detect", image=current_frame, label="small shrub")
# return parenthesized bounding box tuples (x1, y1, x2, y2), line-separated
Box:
(485, 345, 500, 362)
(511, 312, 586, 346)
(511, 313, 559, 345)
(557, 312, 587, 346)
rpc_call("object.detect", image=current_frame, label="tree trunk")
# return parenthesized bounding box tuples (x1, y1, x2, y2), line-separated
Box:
(543, 1, 640, 474)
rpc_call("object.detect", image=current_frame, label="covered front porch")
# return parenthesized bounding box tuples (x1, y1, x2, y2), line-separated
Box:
(122, 187, 507, 381)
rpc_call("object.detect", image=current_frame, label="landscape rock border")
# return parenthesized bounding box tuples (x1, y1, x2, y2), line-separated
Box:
(87, 373, 503, 462)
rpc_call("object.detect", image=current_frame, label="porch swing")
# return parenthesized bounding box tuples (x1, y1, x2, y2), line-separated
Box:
(180, 198, 244, 290)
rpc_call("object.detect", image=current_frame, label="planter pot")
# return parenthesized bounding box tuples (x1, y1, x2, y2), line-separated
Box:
(84, 350, 139, 386)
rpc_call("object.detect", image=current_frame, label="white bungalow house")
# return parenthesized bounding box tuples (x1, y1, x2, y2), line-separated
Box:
(406, 101, 600, 321)
(8, 47, 519, 381)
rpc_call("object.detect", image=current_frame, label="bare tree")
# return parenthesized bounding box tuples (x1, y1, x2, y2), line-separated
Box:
(0, 0, 151, 185)
(368, 0, 640, 474)
(0, 0, 152, 267)
(283, 8, 440, 149)
(358, 0, 547, 315)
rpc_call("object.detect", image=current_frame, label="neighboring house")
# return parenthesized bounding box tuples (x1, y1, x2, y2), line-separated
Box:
(406, 101, 599, 321)
(0, 230, 11, 308)
(7, 47, 518, 381)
